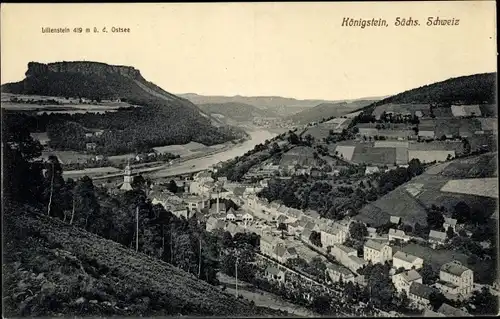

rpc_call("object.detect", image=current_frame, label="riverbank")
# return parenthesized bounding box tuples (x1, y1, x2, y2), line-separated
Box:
(62, 129, 279, 180)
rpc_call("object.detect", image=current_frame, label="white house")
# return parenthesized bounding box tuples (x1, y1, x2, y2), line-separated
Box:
(388, 228, 411, 242)
(242, 212, 254, 223)
(365, 166, 380, 175)
(429, 230, 447, 248)
(331, 244, 367, 274)
(443, 217, 458, 233)
(436, 261, 473, 299)
(265, 266, 286, 284)
(226, 208, 237, 221)
(326, 263, 356, 284)
(393, 251, 424, 270)
(363, 240, 392, 264)
(390, 216, 401, 225)
(274, 245, 298, 264)
(392, 269, 422, 294)
(321, 223, 348, 247)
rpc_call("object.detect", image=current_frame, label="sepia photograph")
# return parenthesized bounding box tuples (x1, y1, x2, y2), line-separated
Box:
(1, 1, 498, 317)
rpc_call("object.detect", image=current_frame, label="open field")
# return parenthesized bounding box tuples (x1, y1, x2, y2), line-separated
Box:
(2, 93, 140, 114)
(439, 153, 497, 178)
(408, 141, 462, 151)
(40, 151, 94, 164)
(63, 167, 121, 178)
(351, 146, 396, 165)
(397, 243, 496, 284)
(440, 178, 498, 199)
(303, 126, 331, 141)
(334, 145, 356, 161)
(355, 153, 499, 227)
(408, 150, 455, 163)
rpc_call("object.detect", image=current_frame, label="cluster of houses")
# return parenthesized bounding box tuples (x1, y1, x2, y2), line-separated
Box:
(150, 167, 477, 317)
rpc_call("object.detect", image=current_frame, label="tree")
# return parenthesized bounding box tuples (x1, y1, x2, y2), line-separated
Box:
(73, 176, 101, 231)
(462, 138, 471, 155)
(453, 201, 471, 223)
(287, 132, 300, 145)
(429, 291, 447, 311)
(420, 263, 437, 285)
(306, 257, 327, 279)
(349, 222, 368, 241)
(309, 231, 322, 247)
(468, 287, 498, 315)
(312, 295, 331, 314)
(277, 223, 287, 231)
(427, 208, 445, 230)
(132, 175, 147, 190)
(407, 158, 424, 177)
(222, 231, 233, 248)
(167, 180, 179, 193)
(446, 226, 455, 239)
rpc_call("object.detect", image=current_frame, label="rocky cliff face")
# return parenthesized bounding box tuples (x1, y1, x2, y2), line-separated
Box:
(26, 61, 143, 80)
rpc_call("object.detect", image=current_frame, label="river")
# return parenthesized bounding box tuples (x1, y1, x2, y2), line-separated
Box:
(147, 129, 282, 179)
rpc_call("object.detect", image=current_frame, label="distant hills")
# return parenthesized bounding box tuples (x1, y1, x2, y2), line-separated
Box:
(1, 62, 244, 152)
(198, 102, 279, 122)
(286, 100, 377, 124)
(179, 93, 386, 118)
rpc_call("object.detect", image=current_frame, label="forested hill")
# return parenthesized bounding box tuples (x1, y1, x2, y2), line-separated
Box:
(286, 100, 377, 124)
(1, 62, 245, 152)
(198, 102, 279, 121)
(354, 72, 497, 114)
(2, 62, 190, 105)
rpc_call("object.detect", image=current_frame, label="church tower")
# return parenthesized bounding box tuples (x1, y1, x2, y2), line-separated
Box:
(120, 160, 133, 191)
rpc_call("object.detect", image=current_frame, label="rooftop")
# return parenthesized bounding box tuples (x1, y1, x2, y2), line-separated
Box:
(402, 269, 422, 282)
(429, 230, 447, 242)
(327, 263, 353, 277)
(336, 244, 357, 255)
(266, 266, 282, 276)
(393, 251, 421, 263)
(349, 255, 367, 266)
(389, 228, 408, 237)
(409, 282, 436, 299)
(364, 239, 388, 251)
(443, 217, 458, 226)
(440, 261, 471, 277)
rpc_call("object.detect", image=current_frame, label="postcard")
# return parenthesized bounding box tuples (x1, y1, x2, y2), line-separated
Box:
(1, 2, 498, 317)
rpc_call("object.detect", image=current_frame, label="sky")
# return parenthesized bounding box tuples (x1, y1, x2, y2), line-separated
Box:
(1, 2, 497, 101)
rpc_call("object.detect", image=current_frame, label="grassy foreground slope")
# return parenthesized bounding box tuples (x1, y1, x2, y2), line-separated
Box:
(3, 206, 286, 317)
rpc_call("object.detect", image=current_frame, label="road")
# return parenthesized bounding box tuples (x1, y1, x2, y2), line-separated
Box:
(217, 272, 318, 317)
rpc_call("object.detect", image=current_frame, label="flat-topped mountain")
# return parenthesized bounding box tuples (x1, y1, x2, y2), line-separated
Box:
(3, 61, 190, 104)
(1, 62, 244, 153)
